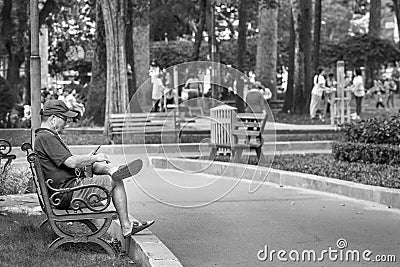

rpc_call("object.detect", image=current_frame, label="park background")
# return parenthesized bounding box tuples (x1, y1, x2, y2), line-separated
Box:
(2, 0, 400, 130)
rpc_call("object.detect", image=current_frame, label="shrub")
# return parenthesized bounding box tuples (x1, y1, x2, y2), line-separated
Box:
(340, 114, 400, 145)
(332, 141, 400, 166)
(0, 167, 31, 195)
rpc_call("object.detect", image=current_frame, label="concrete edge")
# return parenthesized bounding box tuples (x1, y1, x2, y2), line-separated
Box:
(150, 157, 400, 209)
(11, 141, 332, 158)
(107, 218, 183, 267)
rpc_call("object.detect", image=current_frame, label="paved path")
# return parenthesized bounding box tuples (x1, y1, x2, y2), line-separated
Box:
(117, 155, 400, 267)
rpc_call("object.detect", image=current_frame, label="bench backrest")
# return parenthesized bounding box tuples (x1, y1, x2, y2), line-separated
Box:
(109, 112, 178, 134)
(21, 143, 53, 216)
(233, 112, 268, 145)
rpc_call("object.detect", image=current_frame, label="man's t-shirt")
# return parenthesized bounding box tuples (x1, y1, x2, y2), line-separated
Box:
(34, 129, 76, 207)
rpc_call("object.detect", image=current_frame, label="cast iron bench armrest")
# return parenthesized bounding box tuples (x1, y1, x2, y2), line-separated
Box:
(0, 139, 16, 174)
(45, 178, 112, 212)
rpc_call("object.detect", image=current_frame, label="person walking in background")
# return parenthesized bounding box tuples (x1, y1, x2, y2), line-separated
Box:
(324, 73, 337, 115)
(367, 80, 385, 110)
(151, 73, 167, 112)
(309, 68, 327, 120)
(384, 78, 396, 109)
(350, 69, 365, 120)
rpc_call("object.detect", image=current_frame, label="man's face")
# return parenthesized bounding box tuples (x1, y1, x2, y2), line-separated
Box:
(51, 114, 68, 134)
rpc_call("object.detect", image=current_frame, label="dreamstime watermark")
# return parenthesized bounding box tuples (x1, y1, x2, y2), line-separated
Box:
(257, 238, 397, 263)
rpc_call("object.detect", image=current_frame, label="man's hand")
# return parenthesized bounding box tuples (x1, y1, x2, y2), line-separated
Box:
(94, 153, 111, 164)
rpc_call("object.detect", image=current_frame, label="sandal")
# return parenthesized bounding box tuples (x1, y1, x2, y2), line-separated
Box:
(123, 220, 155, 238)
(112, 159, 143, 181)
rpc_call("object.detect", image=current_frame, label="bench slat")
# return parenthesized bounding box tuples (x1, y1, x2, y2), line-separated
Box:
(237, 113, 265, 120)
(232, 129, 261, 136)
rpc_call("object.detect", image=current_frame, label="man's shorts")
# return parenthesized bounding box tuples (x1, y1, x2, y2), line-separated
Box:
(71, 175, 113, 208)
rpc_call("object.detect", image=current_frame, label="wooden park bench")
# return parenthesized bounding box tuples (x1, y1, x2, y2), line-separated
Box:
(209, 112, 268, 164)
(21, 143, 119, 258)
(0, 139, 16, 174)
(108, 112, 181, 143)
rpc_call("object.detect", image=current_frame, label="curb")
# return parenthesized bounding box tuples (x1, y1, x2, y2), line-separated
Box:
(150, 157, 400, 209)
(108, 219, 183, 267)
(0, 194, 183, 267)
(11, 141, 333, 158)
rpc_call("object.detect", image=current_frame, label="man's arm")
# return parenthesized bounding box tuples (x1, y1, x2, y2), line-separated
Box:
(63, 153, 109, 169)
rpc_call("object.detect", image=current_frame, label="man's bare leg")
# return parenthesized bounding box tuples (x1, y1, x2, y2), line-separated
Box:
(111, 180, 131, 232)
(91, 162, 135, 233)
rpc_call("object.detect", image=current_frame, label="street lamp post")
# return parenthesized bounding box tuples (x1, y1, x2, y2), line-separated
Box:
(30, 0, 41, 142)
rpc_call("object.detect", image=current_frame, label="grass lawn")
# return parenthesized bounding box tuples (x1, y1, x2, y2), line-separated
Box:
(0, 211, 136, 266)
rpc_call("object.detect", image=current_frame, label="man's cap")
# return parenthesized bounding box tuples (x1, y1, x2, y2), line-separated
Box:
(40, 100, 78, 118)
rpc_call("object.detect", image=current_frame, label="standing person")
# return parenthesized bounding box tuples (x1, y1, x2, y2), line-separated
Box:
(309, 68, 327, 120)
(350, 69, 365, 120)
(385, 78, 396, 109)
(34, 100, 154, 237)
(325, 73, 337, 115)
(151, 73, 166, 112)
(392, 61, 400, 93)
(184, 73, 203, 100)
(367, 80, 385, 109)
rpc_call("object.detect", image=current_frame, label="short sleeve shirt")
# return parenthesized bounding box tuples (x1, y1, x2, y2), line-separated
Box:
(311, 75, 326, 96)
(353, 76, 365, 97)
(152, 77, 164, 100)
(34, 129, 76, 189)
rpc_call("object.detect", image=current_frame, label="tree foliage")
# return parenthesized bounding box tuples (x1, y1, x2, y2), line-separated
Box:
(47, 0, 95, 78)
(321, 34, 400, 69)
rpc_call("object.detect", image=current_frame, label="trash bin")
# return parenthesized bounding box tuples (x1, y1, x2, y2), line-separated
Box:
(210, 105, 237, 154)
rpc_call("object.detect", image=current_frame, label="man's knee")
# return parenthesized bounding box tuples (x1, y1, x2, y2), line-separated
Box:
(111, 179, 125, 189)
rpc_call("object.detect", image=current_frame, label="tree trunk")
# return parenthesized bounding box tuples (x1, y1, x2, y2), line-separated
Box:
(99, 0, 130, 129)
(1, 0, 27, 102)
(300, 0, 313, 112)
(130, 0, 150, 113)
(192, 0, 207, 61)
(85, 2, 107, 126)
(367, 0, 381, 88)
(236, 0, 247, 112)
(290, 0, 303, 114)
(290, 0, 312, 114)
(283, 7, 295, 113)
(312, 0, 321, 74)
(256, 0, 278, 100)
(369, 0, 381, 38)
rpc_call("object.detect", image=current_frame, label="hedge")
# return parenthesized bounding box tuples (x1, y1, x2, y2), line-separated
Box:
(340, 114, 400, 145)
(332, 141, 400, 166)
(213, 154, 400, 189)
